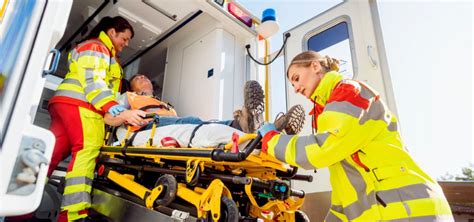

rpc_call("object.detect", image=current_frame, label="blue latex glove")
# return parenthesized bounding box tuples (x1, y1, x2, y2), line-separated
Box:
(108, 104, 126, 117)
(257, 123, 277, 136)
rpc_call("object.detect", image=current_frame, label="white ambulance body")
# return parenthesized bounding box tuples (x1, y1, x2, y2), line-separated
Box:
(0, 0, 397, 221)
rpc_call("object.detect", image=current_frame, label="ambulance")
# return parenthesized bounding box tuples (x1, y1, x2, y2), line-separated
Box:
(1, 0, 402, 221)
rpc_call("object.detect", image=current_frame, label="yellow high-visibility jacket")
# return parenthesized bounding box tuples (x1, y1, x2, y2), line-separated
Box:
(265, 71, 453, 221)
(50, 31, 122, 114)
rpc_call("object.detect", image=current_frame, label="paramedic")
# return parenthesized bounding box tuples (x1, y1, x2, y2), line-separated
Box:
(47, 16, 144, 222)
(257, 51, 453, 221)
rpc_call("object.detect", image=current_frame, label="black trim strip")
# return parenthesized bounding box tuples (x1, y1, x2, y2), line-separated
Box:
(101, 147, 213, 157)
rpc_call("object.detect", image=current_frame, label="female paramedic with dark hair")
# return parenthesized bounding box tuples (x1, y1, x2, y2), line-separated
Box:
(47, 16, 146, 222)
(257, 51, 453, 221)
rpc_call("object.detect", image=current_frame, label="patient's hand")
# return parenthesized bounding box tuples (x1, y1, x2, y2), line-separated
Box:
(118, 110, 147, 126)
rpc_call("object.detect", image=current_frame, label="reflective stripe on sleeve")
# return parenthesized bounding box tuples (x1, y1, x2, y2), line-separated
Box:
(274, 135, 292, 162)
(294, 132, 330, 169)
(90, 90, 113, 107)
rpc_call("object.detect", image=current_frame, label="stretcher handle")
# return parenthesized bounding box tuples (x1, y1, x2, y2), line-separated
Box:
(290, 189, 305, 198)
(211, 134, 262, 162)
(290, 174, 313, 182)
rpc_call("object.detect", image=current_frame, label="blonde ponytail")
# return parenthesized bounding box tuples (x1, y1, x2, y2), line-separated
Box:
(287, 51, 340, 77)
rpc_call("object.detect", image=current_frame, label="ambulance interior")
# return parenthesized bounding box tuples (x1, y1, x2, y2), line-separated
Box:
(35, 0, 262, 129)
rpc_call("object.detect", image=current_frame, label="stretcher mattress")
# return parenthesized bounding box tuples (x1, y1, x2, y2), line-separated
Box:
(116, 124, 247, 148)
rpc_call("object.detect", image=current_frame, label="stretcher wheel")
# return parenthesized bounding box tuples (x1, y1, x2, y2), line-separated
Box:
(295, 210, 310, 222)
(154, 174, 177, 206)
(207, 196, 239, 222)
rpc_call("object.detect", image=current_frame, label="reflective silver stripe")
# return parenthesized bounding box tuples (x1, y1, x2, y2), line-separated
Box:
(296, 135, 317, 148)
(64, 176, 93, 187)
(91, 90, 113, 106)
(274, 135, 292, 162)
(110, 57, 117, 65)
(340, 160, 377, 220)
(359, 85, 375, 101)
(62, 78, 82, 87)
(84, 81, 107, 95)
(387, 121, 398, 132)
(55, 90, 87, 102)
(331, 205, 344, 214)
(61, 191, 91, 207)
(295, 135, 316, 169)
(402, 202, 412, 216)
(70, 49, 78, 60)
(376, 183, 440, 204)
(315, 132, 330, 146)
(387, 214, 453, 222)
(85, 69, 95, 85)
(340, 79, 361, 91)
(359, 100, 390, 125)
(108, 80, 114, 89)
(341, 160, 367, 190)
(325, 210, 343, 222)
(344, 190, 376, 220)
(72, 49, 109, 61)
(325, 101, 363, 118)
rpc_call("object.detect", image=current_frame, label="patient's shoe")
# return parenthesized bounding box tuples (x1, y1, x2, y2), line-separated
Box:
(274, 104, 305, 135)
(233, 80, 264, 133)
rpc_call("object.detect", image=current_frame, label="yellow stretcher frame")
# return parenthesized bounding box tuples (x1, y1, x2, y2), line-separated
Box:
(99, 122, 307, 221)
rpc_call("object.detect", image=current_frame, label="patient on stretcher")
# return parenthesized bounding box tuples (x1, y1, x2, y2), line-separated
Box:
(105, 74, 305, 147)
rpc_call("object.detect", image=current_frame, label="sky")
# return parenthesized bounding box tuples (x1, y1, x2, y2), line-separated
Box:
(239, 0, 473, 179)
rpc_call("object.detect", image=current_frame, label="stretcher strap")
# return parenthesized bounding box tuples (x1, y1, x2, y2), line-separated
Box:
(187, 122, 210, 147)
(140, 104, 169, 111)
(121, 131, 138, 156)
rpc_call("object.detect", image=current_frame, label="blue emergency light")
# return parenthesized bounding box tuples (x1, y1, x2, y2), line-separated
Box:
(262, 8, 276, 23)
(256, 8, 279, 39)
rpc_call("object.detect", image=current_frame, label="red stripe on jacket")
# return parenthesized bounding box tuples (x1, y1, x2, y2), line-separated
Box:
(309, 81, 370, 130)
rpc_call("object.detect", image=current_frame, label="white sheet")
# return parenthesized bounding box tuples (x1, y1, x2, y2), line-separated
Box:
(116, 124, 247, 148)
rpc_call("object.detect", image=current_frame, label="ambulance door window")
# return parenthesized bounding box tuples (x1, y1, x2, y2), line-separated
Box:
(305, 20, 355, 79)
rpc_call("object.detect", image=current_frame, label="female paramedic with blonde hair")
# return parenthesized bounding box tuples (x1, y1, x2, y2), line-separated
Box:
(257, 51, 453, 221)
(47, 16, 146, 222)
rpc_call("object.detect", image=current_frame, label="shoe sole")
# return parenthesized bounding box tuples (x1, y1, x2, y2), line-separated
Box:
(243, 80, 264, 131)
(285, 104, 305, 135)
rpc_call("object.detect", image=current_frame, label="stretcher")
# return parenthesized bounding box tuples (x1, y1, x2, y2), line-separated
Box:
(97, 116, 312, 222)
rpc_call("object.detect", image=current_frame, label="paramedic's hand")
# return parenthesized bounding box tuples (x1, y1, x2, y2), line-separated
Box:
(108, 104, 126, 117)
(257, 123, 277, 137)
(258, 123, 280, 154)
(119, 110, 147, 126)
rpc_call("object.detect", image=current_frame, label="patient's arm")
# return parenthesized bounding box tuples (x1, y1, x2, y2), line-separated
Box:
(104, 113, 125, 126)
(104, 110, 148, 126)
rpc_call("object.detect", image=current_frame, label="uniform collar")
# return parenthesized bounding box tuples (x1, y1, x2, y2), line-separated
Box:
(309, 71, 343, 106)
(98, 31, 116, 57)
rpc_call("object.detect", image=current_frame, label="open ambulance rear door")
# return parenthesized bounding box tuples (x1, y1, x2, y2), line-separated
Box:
(282, 0, 397, 220)
(0, 0, 72, 216)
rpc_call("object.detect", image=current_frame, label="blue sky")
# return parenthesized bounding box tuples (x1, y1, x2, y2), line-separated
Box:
(239, 0, 473, 179)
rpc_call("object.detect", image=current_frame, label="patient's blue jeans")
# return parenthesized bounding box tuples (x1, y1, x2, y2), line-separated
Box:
(144, 116, 232, 130)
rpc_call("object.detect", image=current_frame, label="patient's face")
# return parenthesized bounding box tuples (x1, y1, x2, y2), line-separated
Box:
(130, 74, 153, 95)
